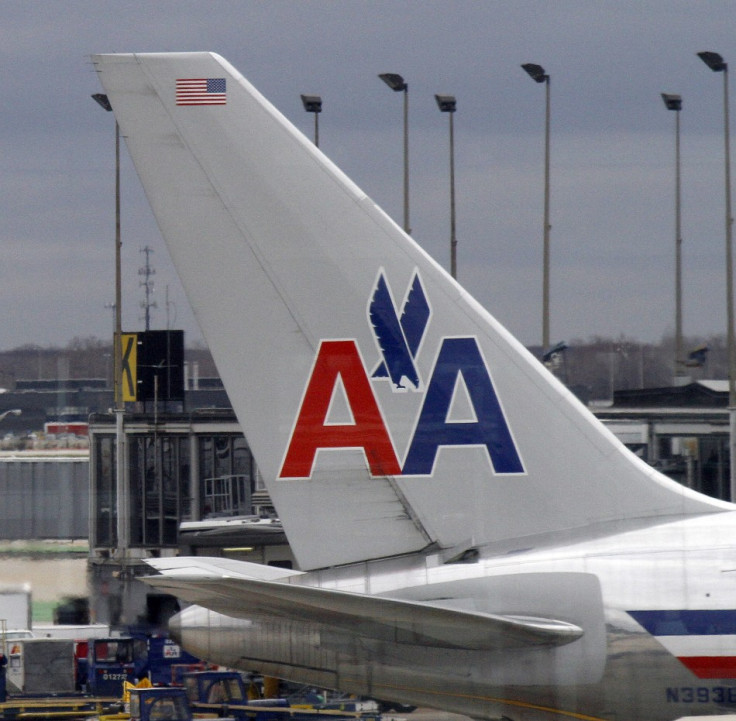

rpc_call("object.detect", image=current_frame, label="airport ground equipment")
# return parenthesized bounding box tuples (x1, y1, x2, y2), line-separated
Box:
(6, 639, 76, 695)
(86, 637, 143, 696)
(86, 635, 202, 695)
(183, 672, 380, 721)
(120, 678, 380, 721)
(184, 671, 287, 721)
(128, 687, 192, 721)
(0, 638, 116, 719)
(144, 636, 202, 686)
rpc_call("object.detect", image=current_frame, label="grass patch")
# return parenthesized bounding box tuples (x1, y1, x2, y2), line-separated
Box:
(0, 541, 88, 556)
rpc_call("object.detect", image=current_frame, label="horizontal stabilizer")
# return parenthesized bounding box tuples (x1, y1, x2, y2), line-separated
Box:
(143, 562, 582, 651)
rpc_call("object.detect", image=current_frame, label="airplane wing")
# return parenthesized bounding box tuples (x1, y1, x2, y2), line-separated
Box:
(143, 559, 582, 652)
(144, 555, 305, 581)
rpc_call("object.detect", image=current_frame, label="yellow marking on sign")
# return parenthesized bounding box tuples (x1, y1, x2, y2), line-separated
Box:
(121, 334, 138, 402)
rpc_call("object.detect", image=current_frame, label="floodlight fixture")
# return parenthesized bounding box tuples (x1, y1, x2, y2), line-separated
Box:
(661, 93, 682, 112)
(300, 94, 322, 113)
(521, 63, 548, 84)
(435, 94, 456, 113)
(300, 94, 322, 146)
(91, 93, 113, 112)
(698, 51, 727, 72)
(379, 73, 407, 92)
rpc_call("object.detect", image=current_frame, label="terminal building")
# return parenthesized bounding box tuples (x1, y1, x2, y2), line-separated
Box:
(594, 380, 732, 498)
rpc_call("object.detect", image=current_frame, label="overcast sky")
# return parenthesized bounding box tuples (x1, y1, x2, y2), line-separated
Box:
(3, 1, 736, 352)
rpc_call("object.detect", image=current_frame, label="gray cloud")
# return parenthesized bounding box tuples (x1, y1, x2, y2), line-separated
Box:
(2, 0, 736, 351)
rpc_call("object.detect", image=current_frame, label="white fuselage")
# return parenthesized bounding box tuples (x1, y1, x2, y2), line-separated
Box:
(171, 510, 736, 721)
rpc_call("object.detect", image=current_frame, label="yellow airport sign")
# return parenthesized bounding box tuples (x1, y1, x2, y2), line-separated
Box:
(121, 333, 137, 402)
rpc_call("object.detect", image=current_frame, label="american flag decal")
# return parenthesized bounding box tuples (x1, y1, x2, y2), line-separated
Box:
(176, 78, 227, 106)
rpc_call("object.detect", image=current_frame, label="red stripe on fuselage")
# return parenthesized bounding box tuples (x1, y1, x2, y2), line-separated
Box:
(679, 656, 736, 679)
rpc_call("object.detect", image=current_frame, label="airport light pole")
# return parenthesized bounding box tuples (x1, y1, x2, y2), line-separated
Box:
(697, 51, 736, 499)
(92, 92, 128, 553)
(522, 63, 552, 354)
(379, 73, 410, 235)
(301, 94, 322, 147)
(92, 93, 122, 411)
(661, 93, 684, 383)
(435, 94, 458, 279)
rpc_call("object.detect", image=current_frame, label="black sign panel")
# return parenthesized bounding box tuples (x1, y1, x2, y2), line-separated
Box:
(137, 330, 184, 402)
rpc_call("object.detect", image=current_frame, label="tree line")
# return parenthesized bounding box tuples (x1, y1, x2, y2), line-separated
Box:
(0, 334, 726, 402)
(0, 337, 218, 390)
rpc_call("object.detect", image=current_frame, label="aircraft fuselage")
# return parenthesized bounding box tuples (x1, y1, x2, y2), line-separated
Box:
(170, 511, 736, 721)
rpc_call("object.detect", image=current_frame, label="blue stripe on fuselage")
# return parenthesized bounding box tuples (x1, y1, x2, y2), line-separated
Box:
(629, 610, 736, 636)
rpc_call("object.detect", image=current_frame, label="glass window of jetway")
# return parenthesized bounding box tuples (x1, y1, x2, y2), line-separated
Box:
(94, 434, 117, 548)
(128, 434, 191, 547)
(88, 409, 291, 630)
(90, 412, 258, 553)
(198, 435, 254, 518)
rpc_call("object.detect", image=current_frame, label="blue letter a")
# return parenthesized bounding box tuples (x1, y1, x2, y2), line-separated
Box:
(403, 337, 524, 476)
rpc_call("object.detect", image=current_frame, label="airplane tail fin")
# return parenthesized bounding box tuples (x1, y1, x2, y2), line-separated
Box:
(92, 52, 730, 570)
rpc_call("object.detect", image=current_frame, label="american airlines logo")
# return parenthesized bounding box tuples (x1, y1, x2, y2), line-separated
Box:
(279, 270, 524, 479)
(369, 271, 429, 391)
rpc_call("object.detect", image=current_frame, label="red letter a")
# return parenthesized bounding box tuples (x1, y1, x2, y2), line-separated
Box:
(280, 340, 401, 478)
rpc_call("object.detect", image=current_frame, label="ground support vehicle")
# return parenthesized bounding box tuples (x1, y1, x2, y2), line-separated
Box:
(127, 687, 192, 721)
(86, 636, 203, 696)
(105, 683, 381, 721)
(183, 672, 287, 721)
(0, 638, 123, 719)
(85, 637, 143, 697)
(183, 672, 380, 721)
